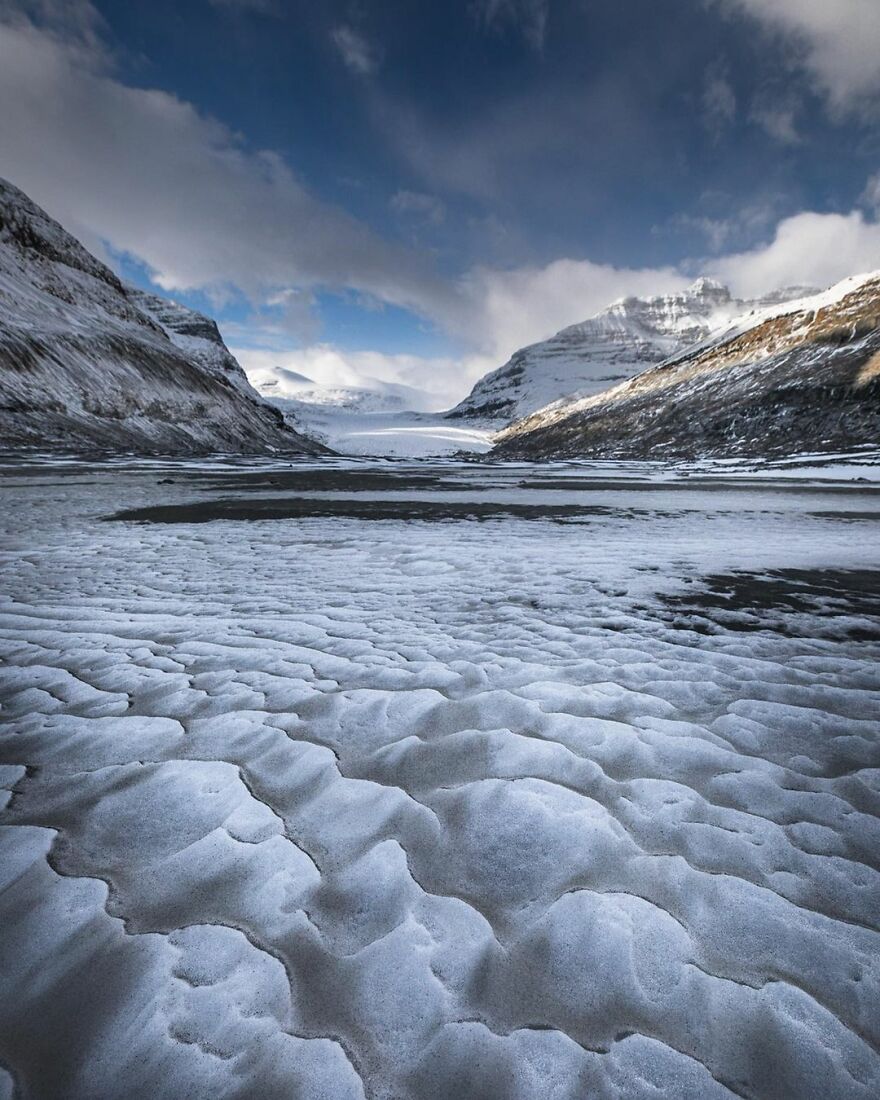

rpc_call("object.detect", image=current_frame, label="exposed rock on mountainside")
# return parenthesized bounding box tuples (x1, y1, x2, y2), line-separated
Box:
(447, 278, 811, 423)
(0, 178, 325, 453)
(493, 274, 880, 460)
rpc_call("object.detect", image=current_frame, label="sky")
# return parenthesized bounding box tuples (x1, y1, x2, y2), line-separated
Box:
(1, 0, 880, 407)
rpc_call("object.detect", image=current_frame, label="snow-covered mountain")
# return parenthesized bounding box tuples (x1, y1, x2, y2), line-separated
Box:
(448, 278, 814, 423)
(0, 178, 325, 454)
(249, 361, 428, 414)
(493, 272, 880, 460)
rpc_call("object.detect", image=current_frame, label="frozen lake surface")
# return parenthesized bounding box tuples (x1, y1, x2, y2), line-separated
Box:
(1, 457, 879, 1099)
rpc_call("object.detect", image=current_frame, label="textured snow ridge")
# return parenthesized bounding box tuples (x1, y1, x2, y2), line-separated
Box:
(447, 278, 814, 423)
(495, 272, 880, 460)
(1, 461, 879, 1099)
(0, 178, 323, 454)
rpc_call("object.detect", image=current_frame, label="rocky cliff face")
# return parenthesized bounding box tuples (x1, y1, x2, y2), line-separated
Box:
(447, 278, 812, 423)
(0, 178, 325, 454)
(493, 274, 880, 460)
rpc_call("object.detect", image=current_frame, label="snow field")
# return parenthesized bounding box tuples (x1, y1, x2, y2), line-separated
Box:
(0, 461, 878, 1099)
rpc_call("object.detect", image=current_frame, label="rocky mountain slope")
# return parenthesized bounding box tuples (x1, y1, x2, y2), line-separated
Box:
(0, 178, 325, 453)
(493, 273, 880, 460)
(447, 278, 811, 422)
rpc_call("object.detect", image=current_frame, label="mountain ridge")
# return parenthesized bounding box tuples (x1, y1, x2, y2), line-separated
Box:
(0, 178, 326, 454)
(492, 272, 880, 460)
(447, 277, 815, 423)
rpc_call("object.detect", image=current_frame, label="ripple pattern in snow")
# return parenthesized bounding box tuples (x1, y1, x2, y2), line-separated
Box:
(1, 460, 878, 1099)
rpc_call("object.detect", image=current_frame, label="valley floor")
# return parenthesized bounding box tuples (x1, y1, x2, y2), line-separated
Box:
(1, 456, 879, 1099)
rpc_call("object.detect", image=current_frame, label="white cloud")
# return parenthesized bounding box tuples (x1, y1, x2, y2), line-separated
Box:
(330, 24, 379, 76)
(234, 345, 496, 412)
(715, 0, 880, 109)
(457, 259, 690, 362)
(229, 260, 694, 408)
(706, 209, 880, 295)
(0, 9, 452, 322)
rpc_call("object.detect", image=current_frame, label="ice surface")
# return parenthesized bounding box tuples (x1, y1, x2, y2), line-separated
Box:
(268, 404, 499, 456)
(0, 458, 878, 1099)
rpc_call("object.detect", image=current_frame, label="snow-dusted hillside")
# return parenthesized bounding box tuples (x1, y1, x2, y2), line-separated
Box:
(0, 178, 324, 454)
(494, 272, 880, 460)
(448, 278, 812, 422)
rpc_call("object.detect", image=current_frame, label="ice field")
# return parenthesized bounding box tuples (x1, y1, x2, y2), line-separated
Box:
(0, 457, 879, 1099)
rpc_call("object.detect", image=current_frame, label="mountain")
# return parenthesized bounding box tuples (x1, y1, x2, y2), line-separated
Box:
(447, 278, 813, 423)
(492, 273, 880, 460)
(0, 178, 325, 454)
(249, 361, 430, 414)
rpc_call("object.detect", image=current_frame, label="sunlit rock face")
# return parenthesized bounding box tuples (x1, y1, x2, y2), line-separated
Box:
(494, 273, 880, 460)
(1, 458, 878, 1100)
(0, 178, 325, 454)
(447, 277, 811, 423)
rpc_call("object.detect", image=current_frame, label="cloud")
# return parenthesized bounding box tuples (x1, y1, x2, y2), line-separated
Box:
(654, 196, 784, 253)
(714, 0, 880, 110)
(0, 0, 103, 39)
(860, 172, 880, 215)
(749, 95, 800, 143)
(456, 260, 690, 362)
(234, 345, 495, 412)
(702, 64, 737, 138)
(0, 8, 454, 327)
(657, 214, 738, 252)
(705, 209, 880, 295)
(243, 201, 880, 408)
(471, 0, 549, 52)
(330, 24, 379, 76)
(230, 259, 696, 408)
(390, 190, 446, 225)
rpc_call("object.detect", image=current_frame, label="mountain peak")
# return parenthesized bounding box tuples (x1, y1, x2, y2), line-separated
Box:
(447, 273, 814, 422)
(685, 276, 731, 299)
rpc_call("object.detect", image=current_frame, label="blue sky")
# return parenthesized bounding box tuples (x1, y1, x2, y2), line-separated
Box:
(1, 0, 880, 403)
